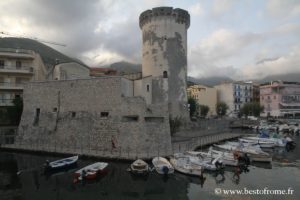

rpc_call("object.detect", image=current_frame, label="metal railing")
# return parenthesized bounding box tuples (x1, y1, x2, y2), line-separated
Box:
(0, 65, 34, 72)
(0, 98, 14, 105)
(0, 48, 34, 55)
(0, 82, 24, 88)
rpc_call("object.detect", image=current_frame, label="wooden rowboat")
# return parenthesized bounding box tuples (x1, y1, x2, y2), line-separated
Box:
(74, 162, 108, 180)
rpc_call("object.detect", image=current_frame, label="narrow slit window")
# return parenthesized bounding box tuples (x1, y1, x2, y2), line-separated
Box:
(101, 112, 109, 118)
(33, 108, 40, 126)
(163, 71, 168, 78)
(122, 116, 139, 122)
(147, 84, 150, 92)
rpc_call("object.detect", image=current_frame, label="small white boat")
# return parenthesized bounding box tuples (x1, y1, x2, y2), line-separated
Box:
(45, 155, 78, 171)
(169, 155, 203, 176)
(185, 151, 223, 171)
(243, 136, 287, 147)
(226, 141, 261, 149)
(152, 157, 174, 175)
(214, 143, 272, 163)
(197, 147, 239, 166)
(239, 138, 275, 148)
(74, 162, 108, 180)
(129, 159, 149, 175)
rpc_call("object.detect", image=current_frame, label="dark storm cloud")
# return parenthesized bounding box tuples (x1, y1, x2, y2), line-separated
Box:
(1, 0, 141, 63)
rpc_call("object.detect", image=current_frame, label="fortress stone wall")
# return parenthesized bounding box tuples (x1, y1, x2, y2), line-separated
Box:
(16, 77, 172, 158)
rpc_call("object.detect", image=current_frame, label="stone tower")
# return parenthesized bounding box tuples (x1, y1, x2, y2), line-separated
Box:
(139, 7, 190, 119)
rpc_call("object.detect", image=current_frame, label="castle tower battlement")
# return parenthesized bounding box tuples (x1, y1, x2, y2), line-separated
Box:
(139, 7, 190, 29)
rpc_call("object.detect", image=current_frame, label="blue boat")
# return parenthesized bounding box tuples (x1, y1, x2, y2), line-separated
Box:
(44, 155, 79, 173)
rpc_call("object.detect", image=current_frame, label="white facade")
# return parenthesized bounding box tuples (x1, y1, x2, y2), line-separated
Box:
(53, 62, 90, 80)
(215, 82, 253, 116)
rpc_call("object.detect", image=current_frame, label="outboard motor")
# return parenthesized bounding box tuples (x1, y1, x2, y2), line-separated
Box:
(238, 153, 250, 166)
(286, 141, 296, 151)
(162, 166, 169, 175)
(44, 160, 50, 174)
(244, 153, 250, 166)
(215, 160, 224, 170)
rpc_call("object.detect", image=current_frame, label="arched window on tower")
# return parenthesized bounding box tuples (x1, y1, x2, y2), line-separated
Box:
(163, 71, 168, 78)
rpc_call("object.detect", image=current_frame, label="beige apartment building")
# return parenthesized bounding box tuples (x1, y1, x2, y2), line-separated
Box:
(0, 48, 46, 106)
(187, 85, 217, 116)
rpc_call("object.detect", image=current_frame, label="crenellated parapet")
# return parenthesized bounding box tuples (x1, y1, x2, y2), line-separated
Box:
(139, 7, 190, 29)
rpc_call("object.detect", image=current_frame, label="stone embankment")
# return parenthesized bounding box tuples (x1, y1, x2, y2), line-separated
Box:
(0, 119, 256, 160)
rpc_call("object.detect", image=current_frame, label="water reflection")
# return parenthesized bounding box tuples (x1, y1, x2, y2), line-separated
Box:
(0, 136, 299, 200)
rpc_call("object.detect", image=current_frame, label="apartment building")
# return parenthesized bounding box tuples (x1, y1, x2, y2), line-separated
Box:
(0, 48, 46, 106)
(187, 84, 217, 116)
(260, 81, 300, 117)
(214, 81, 253, 116)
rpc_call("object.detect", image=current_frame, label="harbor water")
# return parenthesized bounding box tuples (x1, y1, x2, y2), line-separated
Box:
(1, 135, 300, 200)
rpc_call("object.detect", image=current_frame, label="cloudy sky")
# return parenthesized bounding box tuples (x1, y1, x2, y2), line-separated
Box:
(1, 0, 300, 80)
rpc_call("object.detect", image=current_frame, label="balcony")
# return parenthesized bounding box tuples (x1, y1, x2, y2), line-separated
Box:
(0, 48, 35, 59)
(0, 65, 34, 75)
(0, 98, 14, 106)
(0, 82, 24, 90)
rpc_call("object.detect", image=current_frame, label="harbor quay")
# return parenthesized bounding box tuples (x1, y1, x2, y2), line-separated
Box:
(0, 118, 255, 160)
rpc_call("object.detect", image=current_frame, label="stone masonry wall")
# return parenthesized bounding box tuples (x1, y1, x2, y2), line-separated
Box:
(16, 77, 172, 159)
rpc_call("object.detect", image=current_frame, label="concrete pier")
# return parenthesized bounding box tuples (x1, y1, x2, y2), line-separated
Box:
(172, 132, 243, 153)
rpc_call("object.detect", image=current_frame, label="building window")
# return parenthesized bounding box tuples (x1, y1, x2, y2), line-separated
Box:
(122, 115, 139, 122)
(163, 71, 168, 78)
(0, 60, 4, 68)
(53, 107, 57, 112)
(101, 112, 109, 118)
(33, 108, 40, 126)
(147, 84, 150, 92)
(267, 96, 270, 100)
(72, 112, 76, 118)
(16, 61, 22, 69)
(145, 117, 164, 122)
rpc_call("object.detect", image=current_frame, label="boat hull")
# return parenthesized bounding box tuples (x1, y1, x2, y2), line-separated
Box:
(152, 157, 174, 175)
(169, 158, 202, 176)
(45, 156, 79, 173)
(74, 162, 108, 181)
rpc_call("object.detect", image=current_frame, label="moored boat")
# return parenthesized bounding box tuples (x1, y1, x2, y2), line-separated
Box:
(214, 143, 272, 163)
(198, 147, 239, 166)
(152, 157, 174, 175)
(169, 155, 203, 176)
(45, 155, 78, 172)
(239, 138, 275, 148)
(243, 136, 287, 147)
(74, 162, 108, 180)
(185, 151, 223, 170)
(129, 159, 149, 176)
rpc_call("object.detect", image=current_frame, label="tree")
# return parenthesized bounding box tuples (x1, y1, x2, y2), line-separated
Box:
(199, 105, 209, 117)
(7, 96, 23, 125)
(240, 102, 264, 117)
(169, 116, 182, 136)
(216, 102, 228, 116)
(188, 96, 199, 117)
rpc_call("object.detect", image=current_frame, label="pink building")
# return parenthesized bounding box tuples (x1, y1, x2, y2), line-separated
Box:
(260, 81, 300, 117)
